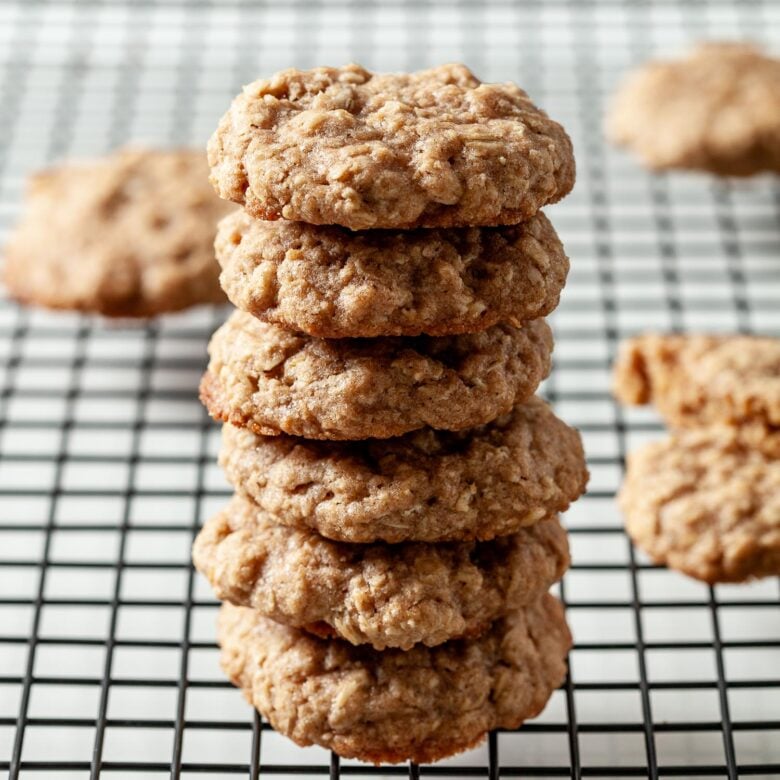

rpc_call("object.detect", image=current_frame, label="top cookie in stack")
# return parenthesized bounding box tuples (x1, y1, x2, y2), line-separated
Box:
(209, 63, 574, 231)
(197, 63, 585, 764)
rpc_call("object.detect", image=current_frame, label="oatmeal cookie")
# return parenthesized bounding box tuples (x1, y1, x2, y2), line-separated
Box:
(619, 426, 780, 583)
(217, 593, 571, 764)
(613, 333, 780, 429)
(194, 495, 569, 650)
(201, 310, 553, 440)
(219, 396, 588, 543)
(607, 42, 780, 175)
(208, 63, 575, 229)
(215, 209, 568, 337)
(3, 147, 233, 317)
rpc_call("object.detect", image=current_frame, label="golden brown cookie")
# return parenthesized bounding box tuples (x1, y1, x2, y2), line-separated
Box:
(619, 426, 780, 583)
(3, 148, 234, 317)
(194, 495, 569, 650)
(208, 63, 575, 229)
(613, 333, 780, 429)
(201, 310, 553, 440)
(607, 42, 780, 175)
(219, 396, 588, 543)
(215, 209, 568, 337)
(218, 593, 571, 764)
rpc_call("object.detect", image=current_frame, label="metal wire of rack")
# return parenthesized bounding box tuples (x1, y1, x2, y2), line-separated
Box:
(0, 0, 778, 778)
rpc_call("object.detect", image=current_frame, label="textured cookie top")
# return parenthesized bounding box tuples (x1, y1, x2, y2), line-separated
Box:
(613, 333, 780, 429)
(3, 148, 234, 317)
(193, 495, 569, 650)
(620, 426, 780, 583)
(220, 396, 588, 543)
(607, 42, 780, 175)
(218, 594, 571, 764)
(216, 209, 568, 337)
(208, 63, 575, 229)
(202, 310, 553, 440)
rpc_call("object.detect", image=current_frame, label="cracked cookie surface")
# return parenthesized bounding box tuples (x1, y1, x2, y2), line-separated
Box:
(215, 209, 568, 337)
(201, 310, 553, 440)
(3, 148, 233, 317)
(219, 396, 588, 543)
(613, 333, 780, 429)
(619, 426, 780, 583)
(194, 495, 569, 650)
(607, 42, 780, 175)
(218, 593, 571, 764)
(208, 63, 575, 229)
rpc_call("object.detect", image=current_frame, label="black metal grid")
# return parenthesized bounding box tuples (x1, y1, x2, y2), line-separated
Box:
(0, 1, 778, 778)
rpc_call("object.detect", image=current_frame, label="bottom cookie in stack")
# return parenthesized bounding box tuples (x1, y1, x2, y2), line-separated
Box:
(217, 593, 572, 765)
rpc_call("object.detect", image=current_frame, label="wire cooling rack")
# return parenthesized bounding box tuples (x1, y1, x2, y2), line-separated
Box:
(0, 0, 779, 778)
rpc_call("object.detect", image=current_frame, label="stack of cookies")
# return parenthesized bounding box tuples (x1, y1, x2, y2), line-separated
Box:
(193, 64, 588, 764)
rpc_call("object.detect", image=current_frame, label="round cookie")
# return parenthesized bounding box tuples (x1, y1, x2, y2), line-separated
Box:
(201, 310, 553, 440)
(218, 594, 571, 764)
(215, 209, 568, 337)
(613, 333, 780, 429)
(194, 495, 569, 650)
(208, 63, 575, 230)
(607, 42, 780, 176)
(619, 426, 780, 583)
(219, 396, 588, 543)
(3, 148, 234, 317)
